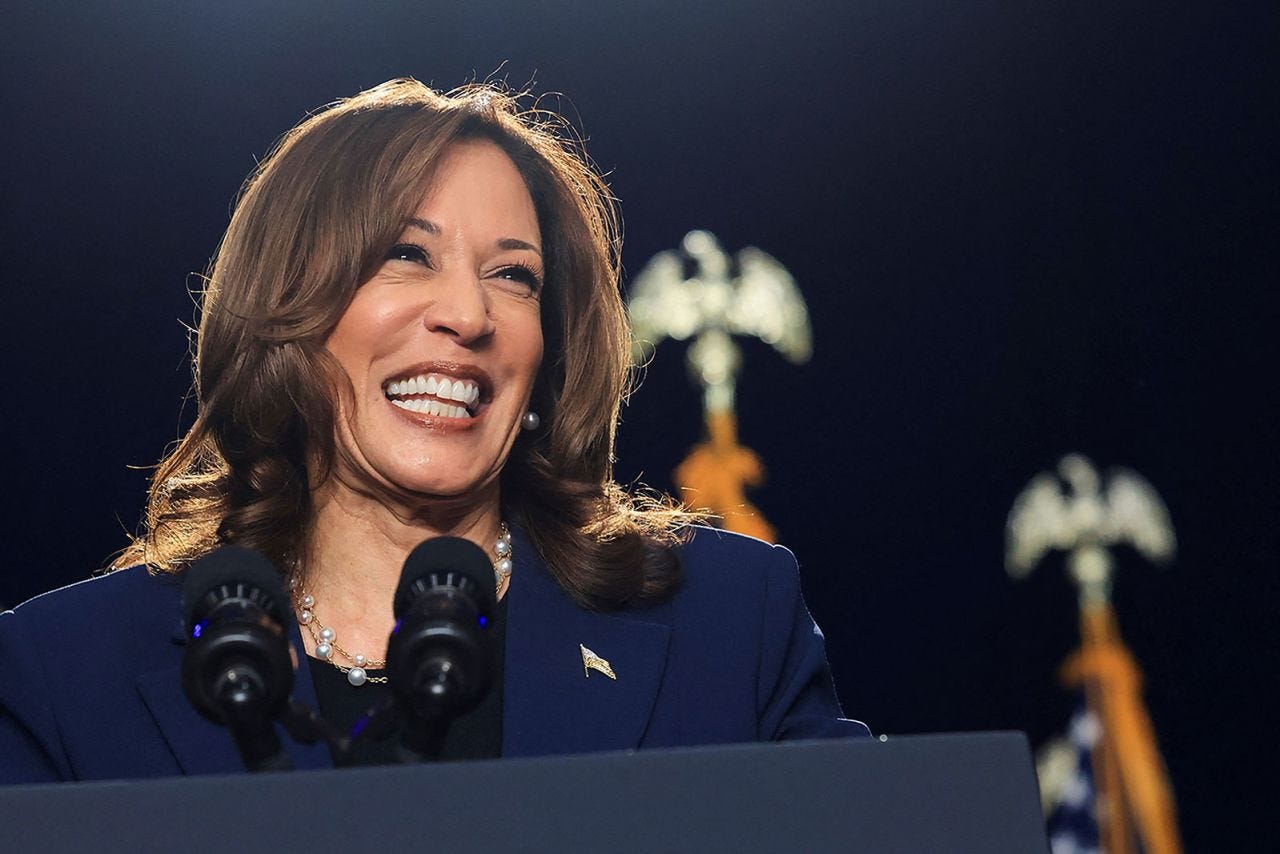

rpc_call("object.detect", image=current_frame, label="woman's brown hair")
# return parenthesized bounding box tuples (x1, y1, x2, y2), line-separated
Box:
(114, 79, 691, 609)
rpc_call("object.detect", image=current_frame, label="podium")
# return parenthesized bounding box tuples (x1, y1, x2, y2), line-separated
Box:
(0, 733, 1047, 852)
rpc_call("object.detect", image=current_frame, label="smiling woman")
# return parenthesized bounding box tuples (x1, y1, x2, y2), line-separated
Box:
(117, 81, 673, 611)
(0, 79, 867, 783)
(324, 141, 546, 509)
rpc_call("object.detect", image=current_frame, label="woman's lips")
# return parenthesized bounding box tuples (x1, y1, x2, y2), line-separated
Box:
(379, 361, 494, 431)
(382, 363, 492, 412)
(389, 396, 473, 419)
(385, 372, 481, 411)
(385, 394, 484, 431)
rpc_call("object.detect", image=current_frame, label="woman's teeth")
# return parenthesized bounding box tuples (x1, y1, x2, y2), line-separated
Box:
(386, 374, 480, 405)
(390, 398, 472, 418)
(384, 373, 481, 419)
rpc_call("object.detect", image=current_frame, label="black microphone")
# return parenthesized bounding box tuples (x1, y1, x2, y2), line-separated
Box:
(385, 536, 497, 760)
(180, 546, 296, 772)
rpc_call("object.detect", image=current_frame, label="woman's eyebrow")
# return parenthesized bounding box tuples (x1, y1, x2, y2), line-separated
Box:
(497, 237, 542, 256)
(406, 217, 441, 235)
(406, 217, 540, 255)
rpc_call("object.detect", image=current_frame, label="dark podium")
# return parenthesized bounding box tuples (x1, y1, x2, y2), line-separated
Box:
(0, 732, 1047, 852)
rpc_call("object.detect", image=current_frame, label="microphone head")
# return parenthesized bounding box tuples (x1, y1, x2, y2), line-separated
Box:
(181, 545, 289, 631)
(394, 536, 497, 620)
(179, 545, 295, 734)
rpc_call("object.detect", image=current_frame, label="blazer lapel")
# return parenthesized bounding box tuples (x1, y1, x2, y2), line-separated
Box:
(135, 615, 332, 775)
(134, 530, 669, 768)
(502, 528, 671, 757)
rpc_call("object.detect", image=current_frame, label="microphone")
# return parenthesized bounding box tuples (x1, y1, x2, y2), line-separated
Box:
(180, 546, 296, 772)
(385, 536, 497, 760)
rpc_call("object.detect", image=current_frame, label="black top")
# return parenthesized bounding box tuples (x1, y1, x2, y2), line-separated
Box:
(307, 595, 508, 766)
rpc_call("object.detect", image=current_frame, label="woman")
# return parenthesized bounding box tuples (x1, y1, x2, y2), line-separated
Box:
(0, 79, 868, 782)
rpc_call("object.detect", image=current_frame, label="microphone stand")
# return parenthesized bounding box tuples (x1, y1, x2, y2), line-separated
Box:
(215, 667, 293, 772)
(276, 700, 352, 761)
(397, 711, 452, 763)
(279, 698, 418, 764)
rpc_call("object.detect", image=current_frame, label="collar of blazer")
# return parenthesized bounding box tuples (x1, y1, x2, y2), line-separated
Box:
(135, 525, 672, 774)
(501, 523, 672, 757)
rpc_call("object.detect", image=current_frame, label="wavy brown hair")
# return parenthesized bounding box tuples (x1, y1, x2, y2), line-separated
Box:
(114, 79, 692, 609)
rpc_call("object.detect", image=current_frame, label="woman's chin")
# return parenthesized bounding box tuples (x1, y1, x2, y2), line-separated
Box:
(377, 468, 498, 506)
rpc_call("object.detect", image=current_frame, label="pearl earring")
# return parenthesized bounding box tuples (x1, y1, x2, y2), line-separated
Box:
(521, 411, 541, 431)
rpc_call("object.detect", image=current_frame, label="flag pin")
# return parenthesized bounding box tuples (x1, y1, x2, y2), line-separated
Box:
(580, 644, 617, 680)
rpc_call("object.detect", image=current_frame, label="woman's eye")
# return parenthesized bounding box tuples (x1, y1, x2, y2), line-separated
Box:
(386, 243, 431, 265)
(495, 264, 543, 294)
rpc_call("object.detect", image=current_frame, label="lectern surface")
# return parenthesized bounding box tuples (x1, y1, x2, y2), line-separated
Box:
(0, 732, 1048, 853)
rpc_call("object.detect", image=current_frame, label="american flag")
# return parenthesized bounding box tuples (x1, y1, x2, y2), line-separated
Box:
(1040, 704, 1104, 854)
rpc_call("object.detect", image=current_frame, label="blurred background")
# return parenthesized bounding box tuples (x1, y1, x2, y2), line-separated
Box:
(2, 1, 1275, 847)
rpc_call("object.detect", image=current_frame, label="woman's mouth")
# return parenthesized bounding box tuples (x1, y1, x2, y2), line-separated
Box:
(383, 371, 483, 420)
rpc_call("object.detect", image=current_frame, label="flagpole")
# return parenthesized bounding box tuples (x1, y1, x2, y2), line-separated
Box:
(1065, 603, 1183, 854)
(626, 230, 812, 545)
(1007, 455, 1182, 853)
(675, 409, 776, 542)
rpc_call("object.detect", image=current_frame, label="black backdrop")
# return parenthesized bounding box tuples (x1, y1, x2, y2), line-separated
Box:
(2, 2, 1275, 848)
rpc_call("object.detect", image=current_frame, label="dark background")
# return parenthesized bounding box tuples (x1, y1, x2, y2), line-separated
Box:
(2, 1, 1275, 847)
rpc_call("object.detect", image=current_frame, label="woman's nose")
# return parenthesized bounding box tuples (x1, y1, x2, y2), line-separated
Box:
(423, 274, 495, 345)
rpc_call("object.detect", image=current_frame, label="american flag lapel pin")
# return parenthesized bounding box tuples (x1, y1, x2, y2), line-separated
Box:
(580, 643, 617, 680)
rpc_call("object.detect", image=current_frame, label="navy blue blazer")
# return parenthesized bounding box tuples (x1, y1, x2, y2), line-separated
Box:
(0, 526, 868, 783)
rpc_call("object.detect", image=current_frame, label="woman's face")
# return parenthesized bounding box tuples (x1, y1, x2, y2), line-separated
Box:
(325, 139, 545, 504)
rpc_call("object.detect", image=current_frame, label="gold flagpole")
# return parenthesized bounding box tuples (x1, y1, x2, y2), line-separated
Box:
(627, 230, 812, 543)
(1007, 455, 1182, 853)
(675, 409, 775, 542)
(1063, 603, 1182, 854)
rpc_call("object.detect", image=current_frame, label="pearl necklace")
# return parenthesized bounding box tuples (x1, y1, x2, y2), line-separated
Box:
(296, 523, 513, 687)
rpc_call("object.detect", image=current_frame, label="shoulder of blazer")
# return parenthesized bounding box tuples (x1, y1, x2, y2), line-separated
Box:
(668, 524, 804, 627)
(7, 565, 183, 657)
